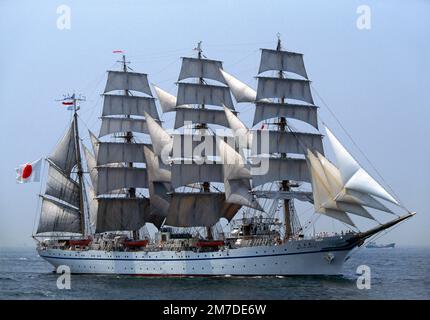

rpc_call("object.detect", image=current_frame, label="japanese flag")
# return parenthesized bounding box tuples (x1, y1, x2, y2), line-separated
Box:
(16, 158, 42, 183)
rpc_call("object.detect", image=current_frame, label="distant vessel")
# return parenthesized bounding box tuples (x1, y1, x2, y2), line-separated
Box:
(32, 36, 415, 276)
(366, 242, 395, 249)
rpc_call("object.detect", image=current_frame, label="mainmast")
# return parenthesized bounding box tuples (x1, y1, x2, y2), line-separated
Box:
(275, 35, 293, 240)
(195, 42, 212, 239)
(86, 53, 161, 234)
(119, 54, 138, 239)
(71, 94, 87, 236)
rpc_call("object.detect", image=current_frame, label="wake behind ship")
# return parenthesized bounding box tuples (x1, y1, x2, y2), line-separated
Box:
(33, 37, 414, 276)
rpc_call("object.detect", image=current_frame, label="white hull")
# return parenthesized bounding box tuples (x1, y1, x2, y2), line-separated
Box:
(37, 236, 358, 276)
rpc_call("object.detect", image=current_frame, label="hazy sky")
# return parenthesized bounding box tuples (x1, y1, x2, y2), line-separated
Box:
(0, 0, 429, 247)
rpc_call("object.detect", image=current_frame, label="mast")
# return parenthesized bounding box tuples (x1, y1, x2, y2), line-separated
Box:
(196, 42, 212, 239)
(120, 54, 138, 239)
(71, 94, 86, 236)
(276, 35, 293, 240)
(91, 53, 160, 234)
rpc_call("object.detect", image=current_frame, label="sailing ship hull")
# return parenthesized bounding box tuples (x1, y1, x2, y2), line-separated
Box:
(37, 236, 358, 276)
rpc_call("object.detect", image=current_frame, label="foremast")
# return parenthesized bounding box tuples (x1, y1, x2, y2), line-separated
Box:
(35, 94, 88, 237)
(71, 95, 86, 236)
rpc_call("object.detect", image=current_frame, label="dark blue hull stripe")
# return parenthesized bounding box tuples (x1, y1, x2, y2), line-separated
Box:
(39, 244, 356, 262)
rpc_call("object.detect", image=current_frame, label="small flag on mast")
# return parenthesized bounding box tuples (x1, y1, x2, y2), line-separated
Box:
(16, 159, 42, 183)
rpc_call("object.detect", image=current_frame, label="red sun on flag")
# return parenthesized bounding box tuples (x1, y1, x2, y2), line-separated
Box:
(22, 163, 33, 179)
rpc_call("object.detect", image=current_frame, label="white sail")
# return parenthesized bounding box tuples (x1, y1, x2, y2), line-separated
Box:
(223, 105, 252, 148)
(102, 94, 159, 119)
(308, 150, 376, 221)
(83, 144, 98, 188)
(251, 130, 323, 156)
(256, 77, 314, 104)
(178, 57, 226, 84)
(104, 71, 152, 96)
(176, 83, 234, 109)
(171, 163, 224, 188)
(99, 117, 150, 137)
(316, 152, 392, 213)
(324, 127, 399, 205)
(96, 167, 148, 195)
(258, 49, 308, 79)
(251, 157, 310, 187)
(144, 112, 173, 160)
(153, 85, 190, 113)
(96, 142, 148, 166)
(172, 133, 218, 159)
(45, 163, 80, 208)
(166, 193, 240, 227)
(306, 151, 357, 226)
(174, 107, 233, 129)
(87, 185, 98, 233)
(95, 198, 150, 233)
(253, 101, 318, 129)
(219, 70, 257, 103)
(89, 130, 100, 156)
(143, 145, 171, 183)
(218, 138, 262, 210)
(48, 119, 77, 177)
(143, 146, 172, 220)
(36, 197, 81, 234)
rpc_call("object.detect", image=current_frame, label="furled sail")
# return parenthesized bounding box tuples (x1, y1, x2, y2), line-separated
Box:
(176, 83, 234, 109)
(178, 57, 226, 84)
(324, 127, 399, 205)
(99, 117, 151, 137)
(48, 118, 77, 177)
(44, 163, 80, 208)
(153, 85, 190, 113)
(253, 101, 318, 129)
(102, 94, 159, 119)
(258, 49, 308, 79)
(166, 193, 241, 227)
(104, 70, 152, 96)
(219, 70, 257, 103)
(36, 197, 81, 234)
(256, 77, 314, 104)
(251, 130, 324, 156)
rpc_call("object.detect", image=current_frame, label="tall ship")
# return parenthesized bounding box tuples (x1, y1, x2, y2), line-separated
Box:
(33, 37, 414, 275)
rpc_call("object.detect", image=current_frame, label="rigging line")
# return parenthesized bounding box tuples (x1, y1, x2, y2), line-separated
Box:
(81, 62, 117, 96)
(311, 84, 408, 211)
(152, 57, 181, 77)
(224, 48, 260, 69)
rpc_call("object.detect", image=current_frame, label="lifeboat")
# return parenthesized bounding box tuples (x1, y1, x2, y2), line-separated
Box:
(196, 240, 225, 247)
(123, 239, 149, 247)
